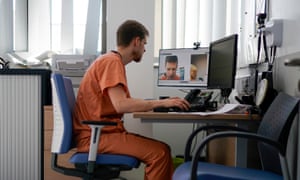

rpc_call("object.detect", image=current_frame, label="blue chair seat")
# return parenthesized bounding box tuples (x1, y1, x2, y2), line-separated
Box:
(50, 73, 141, 179)
(69, 153, 140, 168)
(173, 162, 283, 180)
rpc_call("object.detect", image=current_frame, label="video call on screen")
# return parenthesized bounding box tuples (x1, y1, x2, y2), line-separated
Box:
(158, 48, 209, 88)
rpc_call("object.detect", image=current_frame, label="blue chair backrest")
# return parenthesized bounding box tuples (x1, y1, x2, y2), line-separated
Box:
(51, 73, 76, 154)
(257, 92, 299, 174)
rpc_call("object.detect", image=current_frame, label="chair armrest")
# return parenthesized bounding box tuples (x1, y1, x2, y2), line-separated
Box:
(190, 131, 282, 180)
(184, 125, 249, 161)
(81, 120, 117, 173)
(82, 120, 117, 126)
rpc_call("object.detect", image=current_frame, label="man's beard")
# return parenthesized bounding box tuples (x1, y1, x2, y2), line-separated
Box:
(133, 51, 143, 63)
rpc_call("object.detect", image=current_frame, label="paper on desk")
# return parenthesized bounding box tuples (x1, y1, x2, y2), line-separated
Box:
(174, 104, 240, 116)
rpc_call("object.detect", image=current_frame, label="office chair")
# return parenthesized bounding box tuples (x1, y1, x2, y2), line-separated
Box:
(50, 73, 140, 180)
(173, 92, 299, 180)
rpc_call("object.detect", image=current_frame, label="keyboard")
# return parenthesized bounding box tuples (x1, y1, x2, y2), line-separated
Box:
(153, 103, 207, 112)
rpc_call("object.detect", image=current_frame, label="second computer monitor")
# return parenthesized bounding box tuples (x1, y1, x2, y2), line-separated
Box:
(207, 34, 238, 94)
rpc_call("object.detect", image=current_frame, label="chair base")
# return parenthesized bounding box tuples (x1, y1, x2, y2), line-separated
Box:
(75, 163, 121, 179)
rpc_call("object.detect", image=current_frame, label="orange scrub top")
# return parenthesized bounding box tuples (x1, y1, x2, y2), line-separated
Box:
(73, 52, 130, 151)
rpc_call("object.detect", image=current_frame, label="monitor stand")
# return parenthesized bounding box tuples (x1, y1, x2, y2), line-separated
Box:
(220, 88, 232, 104)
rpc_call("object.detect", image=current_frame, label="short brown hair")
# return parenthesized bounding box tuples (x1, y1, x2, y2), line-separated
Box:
(117, 20, 149, 47)
(165, 55, 178, 65)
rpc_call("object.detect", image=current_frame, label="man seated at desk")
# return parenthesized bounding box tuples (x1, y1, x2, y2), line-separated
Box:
(72, 20, 190, 180)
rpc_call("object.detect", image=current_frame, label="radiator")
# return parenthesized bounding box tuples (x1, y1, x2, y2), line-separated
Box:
(0, 69, 51, 180)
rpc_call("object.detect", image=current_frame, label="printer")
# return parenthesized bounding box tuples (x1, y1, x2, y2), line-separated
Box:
(52, 54, 97, 76)
(52, 54, 97, 87)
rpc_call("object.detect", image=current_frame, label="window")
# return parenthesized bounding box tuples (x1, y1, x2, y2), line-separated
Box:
(0, 0, 106, 57)
(159, 0, 256, 67)
(0, 0, 27, 53)
(51, 0, 106, 54)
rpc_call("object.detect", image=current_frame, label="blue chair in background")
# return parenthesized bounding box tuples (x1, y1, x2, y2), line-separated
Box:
(173, 92, 299, 180)
(50, 73, 140, 180)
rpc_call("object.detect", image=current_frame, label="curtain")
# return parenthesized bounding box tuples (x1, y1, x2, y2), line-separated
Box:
(51, 0, 104, 55)
(161, 0, 256, 67)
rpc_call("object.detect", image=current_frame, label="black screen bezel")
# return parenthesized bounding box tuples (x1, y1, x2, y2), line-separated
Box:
(207, 34, 238, 90)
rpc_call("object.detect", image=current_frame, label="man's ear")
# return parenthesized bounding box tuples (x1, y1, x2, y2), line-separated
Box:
(133, 37, 141, 46)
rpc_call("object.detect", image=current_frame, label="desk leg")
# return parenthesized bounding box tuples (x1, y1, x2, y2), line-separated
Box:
(235, 135, 247, 168)
(235, 123, 249, 168)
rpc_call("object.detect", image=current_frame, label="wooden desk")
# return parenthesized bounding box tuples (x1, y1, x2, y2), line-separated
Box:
(133, 112, 260, 124)
(133, 112, 261, 168)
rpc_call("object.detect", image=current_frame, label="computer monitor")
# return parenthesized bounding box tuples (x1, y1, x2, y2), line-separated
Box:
(157, 48, 209, 89)
(207, 34, 238, 99)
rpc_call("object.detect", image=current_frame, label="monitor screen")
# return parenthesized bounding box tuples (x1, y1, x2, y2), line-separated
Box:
(157, 48, 209, 88)
(207, 34, 238, 90)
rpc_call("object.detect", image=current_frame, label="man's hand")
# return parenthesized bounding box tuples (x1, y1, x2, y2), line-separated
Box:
(160, 97, 190, 111)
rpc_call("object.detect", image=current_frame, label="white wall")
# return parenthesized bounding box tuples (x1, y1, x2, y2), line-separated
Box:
(269, 1, 300, 179)
(270, 0, 300, 96)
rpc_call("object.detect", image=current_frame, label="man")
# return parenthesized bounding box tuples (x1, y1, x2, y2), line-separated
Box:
(159, 55, 181, 80)
(73, 20, 190, 180)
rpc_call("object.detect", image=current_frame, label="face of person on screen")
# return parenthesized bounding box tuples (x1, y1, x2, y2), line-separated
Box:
(190, 64, 198, 80)
(160, 55, 180, 80)
(165, 62, 178, 79)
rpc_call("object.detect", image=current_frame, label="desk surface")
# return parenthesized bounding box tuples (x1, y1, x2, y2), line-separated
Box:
(133, 111, 261, 168)
(133, 112, 261, 124)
